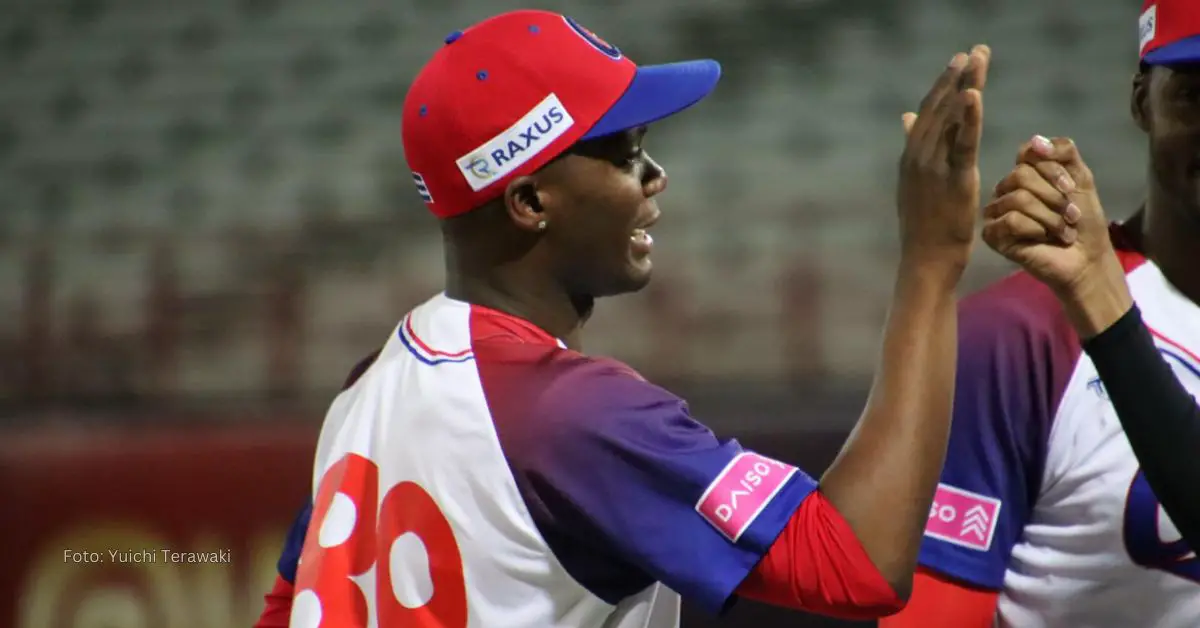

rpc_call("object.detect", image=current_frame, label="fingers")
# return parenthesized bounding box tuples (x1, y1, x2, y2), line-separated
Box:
(908, 55, 967, 145)
(902, 112, 918, 136)
(915, 54, 967, 121)
(949, 46, 990, 166)
(984, 190, 1076, 244)
(982, 210, 1062, 256)
(993, 162, 1076, 218)
(1032, 159, 1077, 199)
(958, 45, 991, 92)
(948, 89, 983, 170)
(1016, 135, 1096, 191)
(908, 45, 989, 163)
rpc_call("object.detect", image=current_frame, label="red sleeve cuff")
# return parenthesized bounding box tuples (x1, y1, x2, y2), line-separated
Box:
(253, 574, 295, 628)
(735, 490, 904, 619)
(879, 568, 999, 628)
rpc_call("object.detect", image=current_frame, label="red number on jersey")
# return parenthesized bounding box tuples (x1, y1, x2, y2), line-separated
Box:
(293, 454, 468, 627)
(377, 481, 468, 626)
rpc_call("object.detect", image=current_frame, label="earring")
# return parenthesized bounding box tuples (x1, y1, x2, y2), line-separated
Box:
(536, 220, 547, 231)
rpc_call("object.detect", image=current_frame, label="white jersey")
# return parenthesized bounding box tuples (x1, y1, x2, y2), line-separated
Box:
(918, 226, 1200, 627)
(289, 294, 816, 628)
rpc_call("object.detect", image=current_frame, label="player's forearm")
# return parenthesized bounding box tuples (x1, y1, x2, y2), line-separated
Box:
(818, 259, 959, 597)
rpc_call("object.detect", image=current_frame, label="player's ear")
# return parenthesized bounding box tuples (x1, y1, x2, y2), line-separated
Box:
(1131, 66, 1151, 134)
(503, 176, 547, 234)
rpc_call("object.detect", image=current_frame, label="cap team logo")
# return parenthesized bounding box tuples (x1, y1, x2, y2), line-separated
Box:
(563, 16, 621, 60)
(455, 93, 575, 191)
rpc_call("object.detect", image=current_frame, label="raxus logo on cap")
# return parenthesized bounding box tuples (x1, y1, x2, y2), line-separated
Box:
(400, 9, 721, 219)
(455, 94, 576, 192)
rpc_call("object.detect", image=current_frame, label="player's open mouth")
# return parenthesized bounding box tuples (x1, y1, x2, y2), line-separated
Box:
(631, 228, 653, 246)
(630, 210, 659, 255)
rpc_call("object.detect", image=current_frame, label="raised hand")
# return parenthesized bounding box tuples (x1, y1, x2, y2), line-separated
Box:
(814, 45, 991, 601)
(982, 135, 1134, 336)
(896, 45, 991, 278)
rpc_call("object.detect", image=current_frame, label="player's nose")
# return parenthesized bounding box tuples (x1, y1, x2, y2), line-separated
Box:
(643, 153, 667, 197)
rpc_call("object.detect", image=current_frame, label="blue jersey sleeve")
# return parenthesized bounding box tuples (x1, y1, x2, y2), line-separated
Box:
(277, 501, 312, 584)
(916, 275, 1080, 589)
(512, 359, 818, 614)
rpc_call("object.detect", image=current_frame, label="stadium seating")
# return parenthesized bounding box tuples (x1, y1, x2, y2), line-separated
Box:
(0, 0, 1147, 401)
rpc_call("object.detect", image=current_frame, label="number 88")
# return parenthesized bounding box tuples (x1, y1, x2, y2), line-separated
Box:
(291, 454, 468, 627)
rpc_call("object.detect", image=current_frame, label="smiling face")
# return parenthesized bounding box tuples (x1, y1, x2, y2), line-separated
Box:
(526, 126, 668, 298)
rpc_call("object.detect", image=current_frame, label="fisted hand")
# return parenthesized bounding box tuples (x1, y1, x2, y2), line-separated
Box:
(982, 135, 1134, 336)
(896, 44, 990, 279)
(982, 136, 1112, 290)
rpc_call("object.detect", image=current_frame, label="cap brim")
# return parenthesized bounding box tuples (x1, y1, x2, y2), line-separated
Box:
(1144, 34, 1200, 65)
(581, 59, 721, 140)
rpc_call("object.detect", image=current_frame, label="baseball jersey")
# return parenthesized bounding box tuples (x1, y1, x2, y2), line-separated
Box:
(917, 228, 1200, 627)
(289, 293, 818, 628)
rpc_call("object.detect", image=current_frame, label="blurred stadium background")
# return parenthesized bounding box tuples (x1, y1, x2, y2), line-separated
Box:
(0, 0, 1147, 626)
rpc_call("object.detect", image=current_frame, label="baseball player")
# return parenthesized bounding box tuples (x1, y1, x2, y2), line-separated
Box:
(883, 1, 1200, 626)
(254, 10, 991, 627)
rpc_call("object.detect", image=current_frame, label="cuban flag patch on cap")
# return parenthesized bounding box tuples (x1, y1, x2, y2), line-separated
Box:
(412, 172, 433, 203)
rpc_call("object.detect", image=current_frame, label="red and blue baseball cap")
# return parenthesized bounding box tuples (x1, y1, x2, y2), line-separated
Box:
(401, 10, 721, 218)
(1139, 0, 1200, 65)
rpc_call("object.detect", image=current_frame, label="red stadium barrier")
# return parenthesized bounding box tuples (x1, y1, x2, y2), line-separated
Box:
(0, 420, 868, 628)
(0, 422, 315, 628)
